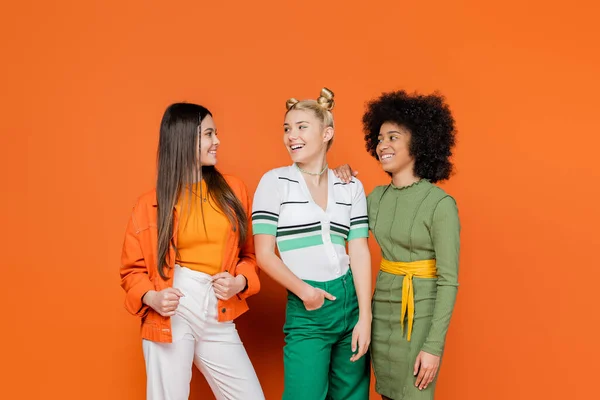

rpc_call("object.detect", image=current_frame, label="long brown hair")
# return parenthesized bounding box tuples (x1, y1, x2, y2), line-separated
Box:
(156, 103, 247, 280)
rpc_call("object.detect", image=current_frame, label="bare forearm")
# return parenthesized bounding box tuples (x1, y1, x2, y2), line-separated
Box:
(257, 252, 311, 299)
(349, 244, 372, 320)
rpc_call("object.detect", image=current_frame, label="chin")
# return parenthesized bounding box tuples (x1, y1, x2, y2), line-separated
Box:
(289, 153, 302, 164)
(380, 164, 396, 174)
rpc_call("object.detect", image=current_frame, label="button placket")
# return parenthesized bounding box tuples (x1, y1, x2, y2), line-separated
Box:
(322, 214, 340, 275)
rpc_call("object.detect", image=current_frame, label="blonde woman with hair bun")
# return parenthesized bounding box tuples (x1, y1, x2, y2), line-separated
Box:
(253, 88, 372, 399)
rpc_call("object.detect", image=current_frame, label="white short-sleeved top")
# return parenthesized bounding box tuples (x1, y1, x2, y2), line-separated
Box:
(252, 164, 369, 282)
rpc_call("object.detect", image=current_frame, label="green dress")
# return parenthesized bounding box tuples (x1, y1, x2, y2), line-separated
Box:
(368, 180, 460, 399)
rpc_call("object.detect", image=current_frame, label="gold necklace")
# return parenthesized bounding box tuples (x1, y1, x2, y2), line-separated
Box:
(296, 163, 328, 176)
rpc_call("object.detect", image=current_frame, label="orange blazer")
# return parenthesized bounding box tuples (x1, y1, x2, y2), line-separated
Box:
(120, 174, 260, 343)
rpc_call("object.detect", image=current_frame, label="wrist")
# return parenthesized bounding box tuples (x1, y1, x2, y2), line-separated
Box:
(142, 290, 156, 306)
(358, 310, 372, 322)
(235, 274, 247, 292)
(297, 283, 314, 302)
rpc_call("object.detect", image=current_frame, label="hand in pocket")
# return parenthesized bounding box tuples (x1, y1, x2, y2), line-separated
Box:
(301, 286, 336, 311)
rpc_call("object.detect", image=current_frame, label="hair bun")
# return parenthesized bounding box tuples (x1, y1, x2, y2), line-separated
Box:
(286, 98, 299, 110)
(317, 87, 335, 111)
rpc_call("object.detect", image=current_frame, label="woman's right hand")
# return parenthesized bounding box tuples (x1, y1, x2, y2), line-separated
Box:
(300, 285, 336, 311)
(332, 164, 358, 183)
(142, 288, 185, 317)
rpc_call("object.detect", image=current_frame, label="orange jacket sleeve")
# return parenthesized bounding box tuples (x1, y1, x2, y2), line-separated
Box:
(120, 204, 154, 317)
(234, 180, 261, 300)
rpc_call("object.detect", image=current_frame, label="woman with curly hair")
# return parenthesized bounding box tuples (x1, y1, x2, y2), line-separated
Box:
(334, 90, 460, 399)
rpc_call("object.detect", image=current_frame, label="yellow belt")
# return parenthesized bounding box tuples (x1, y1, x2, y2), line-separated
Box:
(379, 259, 437, 341)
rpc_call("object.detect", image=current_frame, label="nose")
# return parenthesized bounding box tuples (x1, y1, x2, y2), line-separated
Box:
(213, 134, 220, 146)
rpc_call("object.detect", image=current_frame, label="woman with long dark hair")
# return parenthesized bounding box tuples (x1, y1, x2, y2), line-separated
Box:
(120, 103, 264, 400)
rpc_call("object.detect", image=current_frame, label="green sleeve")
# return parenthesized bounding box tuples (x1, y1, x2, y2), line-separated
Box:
(421, 196, 460, 356)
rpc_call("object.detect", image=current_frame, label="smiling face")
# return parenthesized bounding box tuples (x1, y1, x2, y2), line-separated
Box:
(197, 114, 220, 166)
(376, 121, 415, 175)
(283, 109, 333, 164)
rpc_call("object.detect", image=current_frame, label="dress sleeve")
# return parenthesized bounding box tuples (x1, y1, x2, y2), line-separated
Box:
(421, 196, 461, 356)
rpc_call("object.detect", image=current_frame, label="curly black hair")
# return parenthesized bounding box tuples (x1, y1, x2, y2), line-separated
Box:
(362, 90, 456, 183)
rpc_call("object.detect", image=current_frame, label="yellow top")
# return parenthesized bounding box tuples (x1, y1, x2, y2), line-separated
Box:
(175, 181, 230, 275)
(379, 259, 437, 341)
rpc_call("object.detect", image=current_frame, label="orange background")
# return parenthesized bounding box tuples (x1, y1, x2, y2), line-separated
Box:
(3, 0, 600, 399)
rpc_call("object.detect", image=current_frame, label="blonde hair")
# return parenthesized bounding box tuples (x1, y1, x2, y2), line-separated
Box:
(286, 88, 335, 148)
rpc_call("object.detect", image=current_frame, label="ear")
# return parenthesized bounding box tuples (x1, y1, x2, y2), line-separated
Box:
(323, 126, 334, 143)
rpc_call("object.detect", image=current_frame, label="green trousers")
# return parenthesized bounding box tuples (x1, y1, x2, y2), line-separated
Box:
(282, 271, 370, 400)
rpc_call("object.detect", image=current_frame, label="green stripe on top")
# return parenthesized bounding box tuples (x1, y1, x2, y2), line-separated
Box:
(278, 221, 320, 231)
(347, 227, 369, 240)
(252, 214, 279, 222)
(253, 223, 277, 236)
(330, 225, 349, 237)
(330, 234, 346, 246)
(277, 224, 322, 238)
(350, 218, 368, 226)
(278, 234, 323, 252)
(252, 210, 278, 216)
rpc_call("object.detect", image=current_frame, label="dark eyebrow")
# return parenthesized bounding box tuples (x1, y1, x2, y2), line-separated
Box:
(379, 130, 402, 136)
(203, 127, 215, 133)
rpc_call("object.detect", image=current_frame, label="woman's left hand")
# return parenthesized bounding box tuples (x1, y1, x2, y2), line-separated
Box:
(414, 351, 440, 390)
(350, 317, 371, 362)
(332, 164, 358, 183)
(212, 272, 246, 300)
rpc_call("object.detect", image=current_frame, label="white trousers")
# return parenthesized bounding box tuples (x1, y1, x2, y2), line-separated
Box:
(143, 265, 264, 400)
